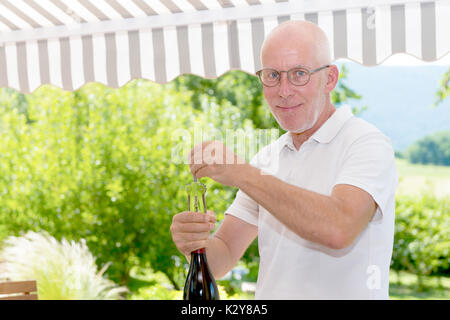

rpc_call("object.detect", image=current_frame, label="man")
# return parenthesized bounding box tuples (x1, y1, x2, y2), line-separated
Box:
(170, 20, 398, 299)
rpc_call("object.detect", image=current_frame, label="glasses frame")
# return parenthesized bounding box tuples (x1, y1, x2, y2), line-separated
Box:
(256, 64, 331, 87)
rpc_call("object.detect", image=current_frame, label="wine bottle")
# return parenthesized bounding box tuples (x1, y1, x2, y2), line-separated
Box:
(183, 179, 220, 300)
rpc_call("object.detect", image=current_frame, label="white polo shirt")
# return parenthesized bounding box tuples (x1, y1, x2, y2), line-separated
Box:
(226, 105, 398, 300)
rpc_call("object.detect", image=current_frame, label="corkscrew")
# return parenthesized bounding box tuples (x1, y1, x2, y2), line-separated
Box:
(186, 177, 207, 213)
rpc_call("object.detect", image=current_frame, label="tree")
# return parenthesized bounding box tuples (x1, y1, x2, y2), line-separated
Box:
(406, 131, 450, 166)
(434, 68, 450, 107)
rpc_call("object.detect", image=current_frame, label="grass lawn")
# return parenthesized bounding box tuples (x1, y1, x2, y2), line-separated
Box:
(389, 270, 450, 300)
(396, 158, 450, 197)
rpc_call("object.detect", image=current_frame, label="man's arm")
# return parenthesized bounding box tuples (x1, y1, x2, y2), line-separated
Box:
(206, 215, 257, 279)
(235, 164, 376, 250)
(190, 140, 377, 251)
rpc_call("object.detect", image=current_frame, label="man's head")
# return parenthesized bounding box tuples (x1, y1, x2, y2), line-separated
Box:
(260, 20, 339, 134)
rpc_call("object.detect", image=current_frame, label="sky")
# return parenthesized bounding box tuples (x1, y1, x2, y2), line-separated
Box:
(334, 53, 450, 151)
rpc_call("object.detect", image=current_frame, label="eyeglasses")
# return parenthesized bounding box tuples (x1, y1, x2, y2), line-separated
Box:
(256, 64, 330, 87)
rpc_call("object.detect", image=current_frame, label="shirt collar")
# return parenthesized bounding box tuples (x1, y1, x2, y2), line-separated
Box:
(277, 105, 354, 152)
(311, 105, 353, 144)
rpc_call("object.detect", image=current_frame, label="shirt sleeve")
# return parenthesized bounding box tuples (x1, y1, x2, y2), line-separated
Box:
(225, 189, 259, 226)
(334, 131, 398, 223)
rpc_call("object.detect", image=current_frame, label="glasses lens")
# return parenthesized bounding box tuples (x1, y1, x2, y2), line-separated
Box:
(288, 68, 309, 85)
(260, 69, 280, 86)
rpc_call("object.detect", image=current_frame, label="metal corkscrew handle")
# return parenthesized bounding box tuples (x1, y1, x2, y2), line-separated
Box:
(186, 178, 207, 213)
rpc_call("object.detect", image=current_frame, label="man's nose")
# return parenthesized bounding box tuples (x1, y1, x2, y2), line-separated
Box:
(278, 72, 294, 99)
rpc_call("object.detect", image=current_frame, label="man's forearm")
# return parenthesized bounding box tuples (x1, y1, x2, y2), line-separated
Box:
(235, 164, 347, 249)
(185, 235, 235, 279)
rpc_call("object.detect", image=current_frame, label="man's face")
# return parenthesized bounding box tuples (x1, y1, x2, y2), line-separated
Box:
(261, 43, 328, 133)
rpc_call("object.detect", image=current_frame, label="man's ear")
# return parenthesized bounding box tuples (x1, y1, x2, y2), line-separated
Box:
(325, 64, 339, 93)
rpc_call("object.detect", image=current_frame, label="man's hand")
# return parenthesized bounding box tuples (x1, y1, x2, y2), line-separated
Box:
(188, 140, 247, 187)
(170, 210, 216, 258)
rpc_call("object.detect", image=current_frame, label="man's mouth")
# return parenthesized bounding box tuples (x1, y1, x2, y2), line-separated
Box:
(276, 103, 303, 110)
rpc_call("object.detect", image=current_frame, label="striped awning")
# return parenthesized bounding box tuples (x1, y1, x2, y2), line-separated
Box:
(0, 0, 449, 93)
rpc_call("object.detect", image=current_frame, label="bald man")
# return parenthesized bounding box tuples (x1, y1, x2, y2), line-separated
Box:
(171, 21, 398, 299)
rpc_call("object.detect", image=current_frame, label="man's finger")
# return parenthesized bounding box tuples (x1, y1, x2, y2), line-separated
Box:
(175, 211, 211, 223)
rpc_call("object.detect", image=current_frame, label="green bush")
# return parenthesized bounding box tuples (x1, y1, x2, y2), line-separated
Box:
(392, 193, 450, 288)
(0, 81, 243, 289)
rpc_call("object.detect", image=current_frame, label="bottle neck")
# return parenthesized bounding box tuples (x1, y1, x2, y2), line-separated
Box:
(192, 248, 206, 254)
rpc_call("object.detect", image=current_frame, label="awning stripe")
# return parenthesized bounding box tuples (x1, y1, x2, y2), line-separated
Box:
(60, 37, 72, 90)
(0, 14, 19, 30)
(251, 17, 264, 72)
(162, 0, 183, 13)
(177, 25, 191, 74)
(132, 0, 158, 16)
(79, 0, 110, 21)
(23, 0, 64, 26)
(16, 42, 29, 93)
(304, 12, 318, 24)
(49, 0, 87, 23)
(82, 35, 95, 83)
(201, 22, 216, 78)
(0, 44, 8, 87)
(105, 32, 118, 88)
(107, 0, 135, 19)
(152, 27, 166, 83)
(128, 30, 142, 79)
(333, 10, 348, 60)
(277, 14, 289, 25)
(227, 20, 241, 69)
(187, 0, 208, 11)
(421, 1, 436, 61)
(38, 39, 50, 85)
(391, 4, 406, 54)
(0, 0, 448, 93)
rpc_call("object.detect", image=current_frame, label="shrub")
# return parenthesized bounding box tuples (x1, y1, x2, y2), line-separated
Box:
(392, 193, 450, 288)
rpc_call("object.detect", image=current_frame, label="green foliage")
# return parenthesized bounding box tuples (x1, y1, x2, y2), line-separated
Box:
(434, 67, 449, 107)
(405, 131, 450, 166)
(392, 193, 450, 289)
(0, 81, 237, 289)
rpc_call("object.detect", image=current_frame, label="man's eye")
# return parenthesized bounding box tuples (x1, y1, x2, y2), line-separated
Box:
(268, 71, 278, 79)
(294, 70, 306, 77)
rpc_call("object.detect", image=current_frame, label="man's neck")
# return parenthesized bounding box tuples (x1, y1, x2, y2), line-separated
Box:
(290, 103, 336, 150)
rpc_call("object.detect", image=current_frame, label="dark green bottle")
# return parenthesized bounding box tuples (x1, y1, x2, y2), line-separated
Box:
(183, 179, 220, 300)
